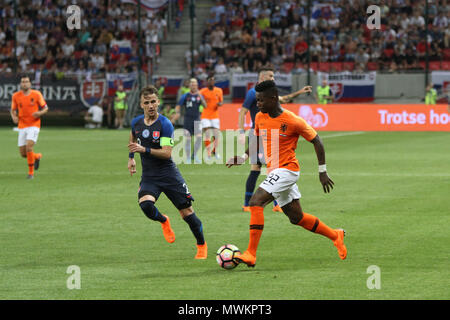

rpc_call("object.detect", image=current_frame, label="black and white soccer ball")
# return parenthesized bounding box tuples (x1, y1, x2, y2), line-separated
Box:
(216, 244, 241, 270)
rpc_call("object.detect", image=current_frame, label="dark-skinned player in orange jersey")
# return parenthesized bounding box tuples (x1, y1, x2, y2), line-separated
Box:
(226, 80, 347, 267)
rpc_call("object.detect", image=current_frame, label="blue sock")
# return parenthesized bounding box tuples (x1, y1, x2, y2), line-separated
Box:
(183, 213, 205, 245)
(139, 201, 167, 223)
(245, 170, 260, 206)
(273, 200, 279, 207)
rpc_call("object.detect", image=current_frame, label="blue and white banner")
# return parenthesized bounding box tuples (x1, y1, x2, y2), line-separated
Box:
(231, 72, 292, 102)
(110, 40, 132, 57)
(121, 0, 168, 10)
(431, 71, 450, 97)
(318, 71, 376, 102)
(106, 72, 138, 95)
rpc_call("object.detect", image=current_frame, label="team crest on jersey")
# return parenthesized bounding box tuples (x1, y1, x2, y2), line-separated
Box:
(280, 123, 288, 132)
(142, 129, 150, 138)
(152, 131, 160, 139)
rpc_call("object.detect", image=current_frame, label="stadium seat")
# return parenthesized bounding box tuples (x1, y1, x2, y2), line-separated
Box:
(443, 49, 450, 60)
(73, 51, 83, 60)
(383, 49, 394, 58)
(331, 62, 343, 71)
(317, 62, 326, 72)
(343, 62, 354, 71)
(429, 61, 441, 70)
(367, 62, 378, 70)
(283, 62, 294, 72)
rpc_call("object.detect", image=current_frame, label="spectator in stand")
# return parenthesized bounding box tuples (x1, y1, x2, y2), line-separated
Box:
(294, 35, 308, 64)
(214, 57, 228, 74)
(210, 25, 226, 58)
(354, 46, 369, 70)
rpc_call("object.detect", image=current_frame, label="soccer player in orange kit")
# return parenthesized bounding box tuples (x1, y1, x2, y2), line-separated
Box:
(199, 75, 223, 159)
(227, 80, 347, 267)
(10, 75, 48, 179)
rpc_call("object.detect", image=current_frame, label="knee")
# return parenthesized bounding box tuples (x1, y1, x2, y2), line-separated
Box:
(288, 211, 303, 225)
(139, 200, 157, 220)
(179, 206, 194, 218)
(249, 197, 264, 207)
(289, 214, 302, 225)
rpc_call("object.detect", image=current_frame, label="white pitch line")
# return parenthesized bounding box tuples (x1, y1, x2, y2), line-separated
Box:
(319, 131, 366, 139)
(0, 171, 448, 177)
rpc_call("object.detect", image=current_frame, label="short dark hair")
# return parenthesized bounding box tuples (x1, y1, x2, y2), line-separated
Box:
(255, 80, 278, 97)
(140, 85, 158, 98)
(20, 74, 31, 81)
(257, 66, 274, 75)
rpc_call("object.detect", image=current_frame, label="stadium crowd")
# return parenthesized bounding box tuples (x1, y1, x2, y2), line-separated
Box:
(0, 0, 169, 77)
(190, 0, 450, 75)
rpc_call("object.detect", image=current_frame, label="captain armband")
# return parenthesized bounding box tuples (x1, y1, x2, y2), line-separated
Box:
(160, 137, 174, 147)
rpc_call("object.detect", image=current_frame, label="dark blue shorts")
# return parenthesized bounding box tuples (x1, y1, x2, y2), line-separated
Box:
(138, 174, 194, 210)
(183, 117, 201, 136)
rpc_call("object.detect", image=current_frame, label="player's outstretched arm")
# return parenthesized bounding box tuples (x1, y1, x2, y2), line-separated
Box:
(310, 135, 334, 193)
(279, 86, 312, 103)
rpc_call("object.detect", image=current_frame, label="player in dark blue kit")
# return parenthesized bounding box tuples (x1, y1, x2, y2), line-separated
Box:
(237, 67, 312, 212)
(128, 85, 207, 259)
(174, 78, 207, 164)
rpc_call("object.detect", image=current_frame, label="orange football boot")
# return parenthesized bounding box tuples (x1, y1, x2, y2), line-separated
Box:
(272, 205, 282, 212)
(195, 242, 208, 259)
(160, 215, 175, 243)
(234, 250, 256, 267)
(34, 153, 42, 170)
(333, 229, 347, 260)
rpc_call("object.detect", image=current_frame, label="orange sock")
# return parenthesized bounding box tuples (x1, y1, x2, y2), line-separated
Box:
(26, 151, 35, 175)
(34, 153, 41, 161)
(297, 212, 337, 241)
(247, 206, 264, 256)
(204, 139, 211, 156)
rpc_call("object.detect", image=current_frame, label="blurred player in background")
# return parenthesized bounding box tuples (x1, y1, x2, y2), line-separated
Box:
(199, 74, 223, 160)
(174, 78, 207, 164)
(10, 75, 48, 179)
(114, 85, 127, 129)
(425, 83, 437, 105)
(227, 80, 346, 267)
(238, 67, 312, 213)
(315, 79, 334, 104)
(128, 85, 207, 259)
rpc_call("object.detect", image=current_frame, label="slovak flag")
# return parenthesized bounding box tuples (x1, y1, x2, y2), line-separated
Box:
(110, 40, 132, 60)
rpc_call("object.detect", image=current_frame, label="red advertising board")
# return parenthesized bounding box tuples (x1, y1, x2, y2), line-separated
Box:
(218, 104, 450, 131)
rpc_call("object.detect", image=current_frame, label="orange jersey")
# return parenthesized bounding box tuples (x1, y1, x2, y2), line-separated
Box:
(199, 87, 223, 119)
(255, 109, 317, 173)
(11, 90, 47, 129)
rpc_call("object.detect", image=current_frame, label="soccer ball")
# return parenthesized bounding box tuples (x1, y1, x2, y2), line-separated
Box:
(216, 244, 241, 269)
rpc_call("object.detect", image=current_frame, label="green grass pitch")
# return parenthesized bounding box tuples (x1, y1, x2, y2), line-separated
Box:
(0, 127, 449, 300)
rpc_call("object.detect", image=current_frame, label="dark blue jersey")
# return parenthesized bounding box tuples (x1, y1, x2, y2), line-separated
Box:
(242, 87, 258, 128)
(178, 92, 205, 120)
(131, 114, 179, 178)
